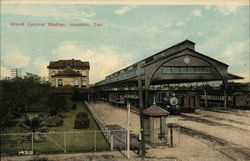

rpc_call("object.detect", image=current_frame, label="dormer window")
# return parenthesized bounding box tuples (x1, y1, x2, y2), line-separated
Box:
(51, 71, 56, 76)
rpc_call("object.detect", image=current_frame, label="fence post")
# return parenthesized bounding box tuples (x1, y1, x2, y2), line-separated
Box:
(94, 130, 96, 151)
(31, 133, 34, 155)
(110, 134, 113, 151)
(64, 132, 67, 153)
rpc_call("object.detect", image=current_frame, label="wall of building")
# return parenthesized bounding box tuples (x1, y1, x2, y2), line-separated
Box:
(48, 68, 89, 88)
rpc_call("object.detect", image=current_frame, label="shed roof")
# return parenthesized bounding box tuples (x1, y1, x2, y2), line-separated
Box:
(143, 104, 170, 116)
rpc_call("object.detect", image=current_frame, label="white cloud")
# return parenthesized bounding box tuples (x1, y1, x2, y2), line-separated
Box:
(1, 5, 95, 22)
(191, 9, 202, 17)
(217, 5, 239, 15)
(217, 39, 249, 66)
(114, 6, 137, 15)
(52, 41, 134, 83)
(176, 22, 185, 27)
(204, 6, 212, 10)
(165, 23, 173, 28)
(197, 32, 204, 36)
(2, 51, 30, 68)
(0, 66, 11, 79)
(25, 58, 49, 77)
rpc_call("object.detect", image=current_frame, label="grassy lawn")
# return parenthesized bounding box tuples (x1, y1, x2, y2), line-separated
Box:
(49, 102, 99, 132)
(1, 102, 110, 155)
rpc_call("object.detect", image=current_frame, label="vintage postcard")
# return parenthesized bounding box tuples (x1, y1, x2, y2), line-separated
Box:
(1, 0, 249, 161)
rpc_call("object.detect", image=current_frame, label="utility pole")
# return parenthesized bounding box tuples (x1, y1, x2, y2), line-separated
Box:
(127, 103, 130, 159)
(138, 63, 146, 156)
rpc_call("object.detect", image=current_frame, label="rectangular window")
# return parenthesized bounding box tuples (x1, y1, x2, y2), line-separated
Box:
(162, 66, 212, 74)
(195, 67, 203, 73)
(188, 67, 195, 73)
(58, 79, 62, 87)
(82, 80, 86, 86)
(180, 67, 188, 73)
(162, 67, 171, 73)
(203, 67, 211, 73)
(172, 67, 180, 73)
(51, 80, 55, 87)
(74, 80, 79, 85)
(69, 81, 74, 86)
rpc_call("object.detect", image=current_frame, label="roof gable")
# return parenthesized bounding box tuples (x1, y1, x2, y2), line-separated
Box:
(143, 104, 170, 116)
(55, 66, 82, 77)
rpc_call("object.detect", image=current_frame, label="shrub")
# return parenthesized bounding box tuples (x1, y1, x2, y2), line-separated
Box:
(74, 118, 90, 129)
(49, 110, 57, 116)
(47, 116, 63, 127)
(23, 115, 31, 126)
(58, 113, 66, 118)
(71, 104, 76, 110)
(76, 112, 88, 119)
(30, 117, 40, 129)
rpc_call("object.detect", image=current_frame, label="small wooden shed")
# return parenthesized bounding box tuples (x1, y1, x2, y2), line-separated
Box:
(143, 104, 170, 145)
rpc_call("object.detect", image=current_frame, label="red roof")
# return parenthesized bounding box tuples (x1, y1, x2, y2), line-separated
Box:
(48, 59, 90, 69)
(143, 104, 170, 116)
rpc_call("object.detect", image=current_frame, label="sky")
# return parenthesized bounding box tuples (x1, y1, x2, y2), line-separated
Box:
(1, 4, 249, 83)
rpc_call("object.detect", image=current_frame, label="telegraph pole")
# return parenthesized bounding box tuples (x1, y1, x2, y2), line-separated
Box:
(138, 63, 146, 156)
(127, 103, 130, 159)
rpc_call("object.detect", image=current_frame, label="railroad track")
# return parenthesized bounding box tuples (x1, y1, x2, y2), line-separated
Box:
(180, 113, 250, 132)
(180, 126, 250, 161)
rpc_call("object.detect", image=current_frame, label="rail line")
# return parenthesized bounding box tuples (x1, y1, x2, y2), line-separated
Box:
(180, 126, 250, 161)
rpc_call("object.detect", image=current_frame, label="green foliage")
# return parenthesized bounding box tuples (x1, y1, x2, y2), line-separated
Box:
(71, 89, 80, 102)
(30, 117, 40, 130)
(0, 76, 69, 129)
(74, 118, 90, 129)
(47, 116, 64, 127)
(76, 112, 88, 119)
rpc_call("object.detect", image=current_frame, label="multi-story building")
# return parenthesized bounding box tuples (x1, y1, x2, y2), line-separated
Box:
(47, 59, 90, 88)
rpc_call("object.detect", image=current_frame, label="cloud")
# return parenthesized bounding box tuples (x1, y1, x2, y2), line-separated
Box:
(217, 5, 239, 15)
(1, 5, 96, 22)
(52, 41, 134, 83)
(2, 51, 30, 68)
(0, 66, 11, 79)
(217, 39, 249, 66)
(165, 23, 173, 28)
(176, 22, 185, 27)
(191, 9, 202, 17)
(197, 32, 204, 36)
(204, 6, 212, 10)
(114, 6, 137, 15)
(25, 58, 49, 77)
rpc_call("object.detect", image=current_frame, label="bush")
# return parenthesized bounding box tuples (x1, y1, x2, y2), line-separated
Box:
(71, 104, 76, 110)
(74, 118, 90, 129)
(23, 115, 31, 126)
(47, 116, 63, 127)
(49, 110, 57, 116)
(58, 113, 66, 118)
(30, 117, 40, 129)
(76, 112, 88, 119)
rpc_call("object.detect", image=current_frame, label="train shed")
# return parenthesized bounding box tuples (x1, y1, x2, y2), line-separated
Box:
(93, 40, 243, 109)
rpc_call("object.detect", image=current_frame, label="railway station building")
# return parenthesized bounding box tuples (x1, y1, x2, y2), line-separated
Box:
(47, 59, 90, 88)
(94, 40, 244, 110)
